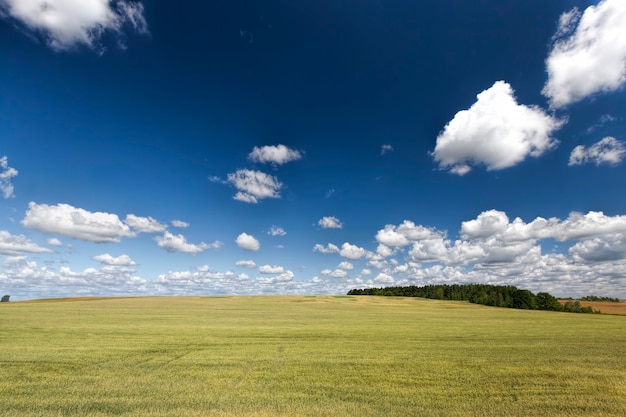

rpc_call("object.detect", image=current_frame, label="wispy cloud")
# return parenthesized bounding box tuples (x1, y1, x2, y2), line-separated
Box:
(569, 137, 626, 166)
(155, 231, 221, 254)
(381, 144, 394, 155)
(0, 156, 18, 198)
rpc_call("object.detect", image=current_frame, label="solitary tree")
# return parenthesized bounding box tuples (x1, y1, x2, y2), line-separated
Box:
(1, 295, 9, 302)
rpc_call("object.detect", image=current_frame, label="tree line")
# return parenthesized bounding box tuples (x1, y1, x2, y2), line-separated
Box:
(347, 284, 597, 313)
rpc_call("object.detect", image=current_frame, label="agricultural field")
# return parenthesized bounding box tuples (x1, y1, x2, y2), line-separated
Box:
(575, 300, 626, 316)
(1, 296, 625, 417)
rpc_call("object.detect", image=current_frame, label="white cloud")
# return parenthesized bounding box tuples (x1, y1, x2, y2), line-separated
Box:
(0, 156, 18, 198)
(337, 261, 354, 270)
(259, 264, 285, 274)
(248, 144, 302, 165)
(227, 169, 282, 203)
(432, 81, 562, 174)
(46, 237, 62, 247)
(0, 230, 53, 256)
(236, 233, 260, 251)
(125, 214, 167, 233)
(381, 144, 394, 155)
(22, 202, 134, 243)
(373, 273, 394, 284)
(321, 268, 348, 278)
(543, 0, 626, 108)
(171, 220, 189, 228)
(569, 233, 626, 262)
(339, 242, 366, 260)
(318, 216, 343, 229)
(360, 268, 372, 275)
(569, 137, 626, 166)
(92, 253, 136, 266)
(461, 210, 510, 239)
(268, 225, 286, 236)
(313, 243, 340, 254)
(376, 243, 395, 257)
(0, 0, 148, 52)
(0, 257, 147, 300)
(235, 260, 256, 268)
(155, 232, 220, 254)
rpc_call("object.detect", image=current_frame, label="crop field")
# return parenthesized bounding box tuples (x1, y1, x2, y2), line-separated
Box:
(1, 296, 625, 417)
(576, 300, 626, 316)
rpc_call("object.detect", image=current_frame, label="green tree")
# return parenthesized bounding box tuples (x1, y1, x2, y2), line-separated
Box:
(1, 295, 10, 302)
(536, 292, 563, 311)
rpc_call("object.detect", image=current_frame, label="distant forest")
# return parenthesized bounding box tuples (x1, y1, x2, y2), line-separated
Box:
(347, 284, 600, 313)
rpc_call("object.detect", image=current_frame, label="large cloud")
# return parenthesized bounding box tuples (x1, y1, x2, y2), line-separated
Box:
(248, 145, 302, 165)
(227, 169, 282, 204)
(22, 202, 134, 243)
(0, 0, 148, 52)
(0, 156, 18, 199)
(432, 81, 562, 175)
(543, 0, 626, 108)
(569, 137, 626, 167)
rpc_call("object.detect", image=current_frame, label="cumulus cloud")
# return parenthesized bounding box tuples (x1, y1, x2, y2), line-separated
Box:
(227, 169, 282, 203)
(155, 232, 220, 254)
(313, 243, 340, 254)
(337, 261, 354, 270)
(318, 216, 343, 229)
(125, 214, 167, 233)
(0, 230, 53, 256)
(339, 242, 366, 260)
(22, 202, 134, 243)
(259, 264, 285, 274)
(374, 273, 394, 284)
(0, 156, 18, 198)
(171, 220, 189, 228)
(92, 253, 136, 266)
(235, 260, 257, 268)
(543, 0, 626, 108)
(321, 268, 348, 279)
(461, 210, 510, 239)
(248, 144, 302, 165)
(0, 257, 147, 300)
(569, 137, 626, 166)
(236, 233, 260, 251)
(46, 238, 63, 247)
(0, 0, 149, 52)
(432, 81, 562, 174)
(268, 225, 286, 236)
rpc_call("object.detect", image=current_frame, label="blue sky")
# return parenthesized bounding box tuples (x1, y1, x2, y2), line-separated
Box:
(2, 0, 626, 300)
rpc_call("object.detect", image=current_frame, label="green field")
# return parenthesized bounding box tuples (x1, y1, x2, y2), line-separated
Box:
(1, 296, 625, 416)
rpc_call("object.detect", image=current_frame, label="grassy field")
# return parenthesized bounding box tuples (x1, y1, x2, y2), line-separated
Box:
(1, 296, 625, 417)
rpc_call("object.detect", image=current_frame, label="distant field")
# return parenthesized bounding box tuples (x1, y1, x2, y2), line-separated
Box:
(575, 300, 626, 315)
(1, 296, 625, 417)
